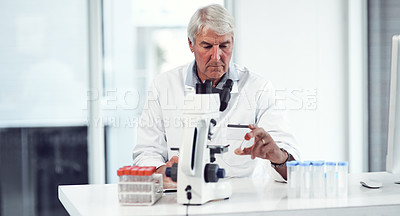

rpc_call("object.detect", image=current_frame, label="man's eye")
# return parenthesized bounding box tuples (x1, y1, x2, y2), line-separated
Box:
(204, 46, 212, 49)
(220, 45, 227, 48)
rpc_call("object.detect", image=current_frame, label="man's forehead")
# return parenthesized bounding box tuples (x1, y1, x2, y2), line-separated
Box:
(197, 29, 233, 44)
(199, 38, 232, 44)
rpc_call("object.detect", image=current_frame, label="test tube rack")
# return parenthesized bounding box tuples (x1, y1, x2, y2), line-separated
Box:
(117, 166, 163, 206)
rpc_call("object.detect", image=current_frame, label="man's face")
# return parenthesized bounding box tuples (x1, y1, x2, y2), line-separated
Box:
(189, 27, 233, 86)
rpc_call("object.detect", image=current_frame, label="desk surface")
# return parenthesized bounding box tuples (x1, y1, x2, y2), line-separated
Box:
(59, 172, 400, 216)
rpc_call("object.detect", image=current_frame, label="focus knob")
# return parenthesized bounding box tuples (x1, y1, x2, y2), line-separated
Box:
(217, 168, 225, 178)
(165, 163, 178, 182)
(204, 163, 225, 183)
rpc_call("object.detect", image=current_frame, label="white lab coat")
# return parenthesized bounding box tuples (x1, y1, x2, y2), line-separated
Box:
(133, 62, 301, 181)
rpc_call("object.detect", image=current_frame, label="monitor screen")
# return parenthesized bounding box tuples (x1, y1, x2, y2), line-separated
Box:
(387, 35, 400, 174)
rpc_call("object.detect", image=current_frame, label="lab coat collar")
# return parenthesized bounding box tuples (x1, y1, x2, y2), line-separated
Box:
(184, 60, 239, 93)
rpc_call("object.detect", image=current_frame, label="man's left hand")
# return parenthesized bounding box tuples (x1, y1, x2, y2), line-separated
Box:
(234, 125, 288, 164)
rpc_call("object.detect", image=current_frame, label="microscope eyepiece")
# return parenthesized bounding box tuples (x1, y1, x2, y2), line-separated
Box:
(223, 79, 233, 91)
(195, 79, 233, 111)
(196, 80, 213, 94)
(219, 79, 233, 112)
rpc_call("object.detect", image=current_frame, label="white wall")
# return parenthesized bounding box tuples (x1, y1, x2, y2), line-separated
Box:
(234, 0, 351, 163)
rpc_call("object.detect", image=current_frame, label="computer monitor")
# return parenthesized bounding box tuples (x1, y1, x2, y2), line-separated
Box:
(387, 35, 400, 174)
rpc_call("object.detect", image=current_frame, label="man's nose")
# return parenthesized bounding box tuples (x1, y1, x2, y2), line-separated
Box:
(211, 46, 221, 61)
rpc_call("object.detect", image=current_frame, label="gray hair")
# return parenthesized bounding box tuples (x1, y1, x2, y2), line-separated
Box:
(187, 4, 235, 44)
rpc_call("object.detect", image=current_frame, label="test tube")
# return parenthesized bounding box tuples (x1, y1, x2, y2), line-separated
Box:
(300, 161, 312, 199)
(117, 168, 124, 202)
(122, 167, 131, 192)
(325, 162, 337, 198)
(312, 161, 325, 198)
(149, 167, 157, 192)
(337, 161, 349, 198)
(155, 173, 163, 193)
(126, 167, 136, 203)
(123, 166, 132, 203)
(130, 167, 139, 192)
(117, 168, 123, 191)
(286, 161, 299, 198)
(143, 167, 155, 192)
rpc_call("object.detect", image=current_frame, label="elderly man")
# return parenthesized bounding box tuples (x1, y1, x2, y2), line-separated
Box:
(133, 4, 300, 188)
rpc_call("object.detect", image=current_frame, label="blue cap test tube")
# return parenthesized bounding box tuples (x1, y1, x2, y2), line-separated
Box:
(312, 160, 325, 198)
(299, 161, 312, 198)
(337, 161, 349, 197)
(286, 161, 300, 198)
(325, 162, 337, 198)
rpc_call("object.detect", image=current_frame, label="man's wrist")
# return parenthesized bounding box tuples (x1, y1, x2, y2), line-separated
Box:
(270, 148, 290, 168)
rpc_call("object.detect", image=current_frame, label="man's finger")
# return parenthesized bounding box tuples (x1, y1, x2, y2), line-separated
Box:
(251, 139, 265, 159)
(166, 156, 179, 167)
(170, 156, 179, 163)
(236, 145, 254, 156)
(261, 144, 272, 158)
(234, 147, 244, 155)
(253, 129, 269, 139)
(245, 127, 267, 141)
(249, 124, 258, 130)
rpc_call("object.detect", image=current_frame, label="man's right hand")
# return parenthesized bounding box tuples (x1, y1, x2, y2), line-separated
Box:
(156, 156, 179, 189)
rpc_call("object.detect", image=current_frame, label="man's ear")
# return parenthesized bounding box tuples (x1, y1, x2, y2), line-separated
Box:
(188, 38, 194, 53)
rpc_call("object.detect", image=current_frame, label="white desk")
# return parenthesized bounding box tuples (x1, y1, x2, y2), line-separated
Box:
(59, 172, 400, 216)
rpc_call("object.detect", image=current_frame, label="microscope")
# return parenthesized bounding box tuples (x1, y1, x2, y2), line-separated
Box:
(166, 79, 233, 205)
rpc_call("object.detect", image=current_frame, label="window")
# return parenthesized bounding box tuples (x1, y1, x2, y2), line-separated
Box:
(0, 1, 89, 215)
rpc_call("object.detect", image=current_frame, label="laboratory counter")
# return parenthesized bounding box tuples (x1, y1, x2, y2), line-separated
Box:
(59, 172, 400, 216)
